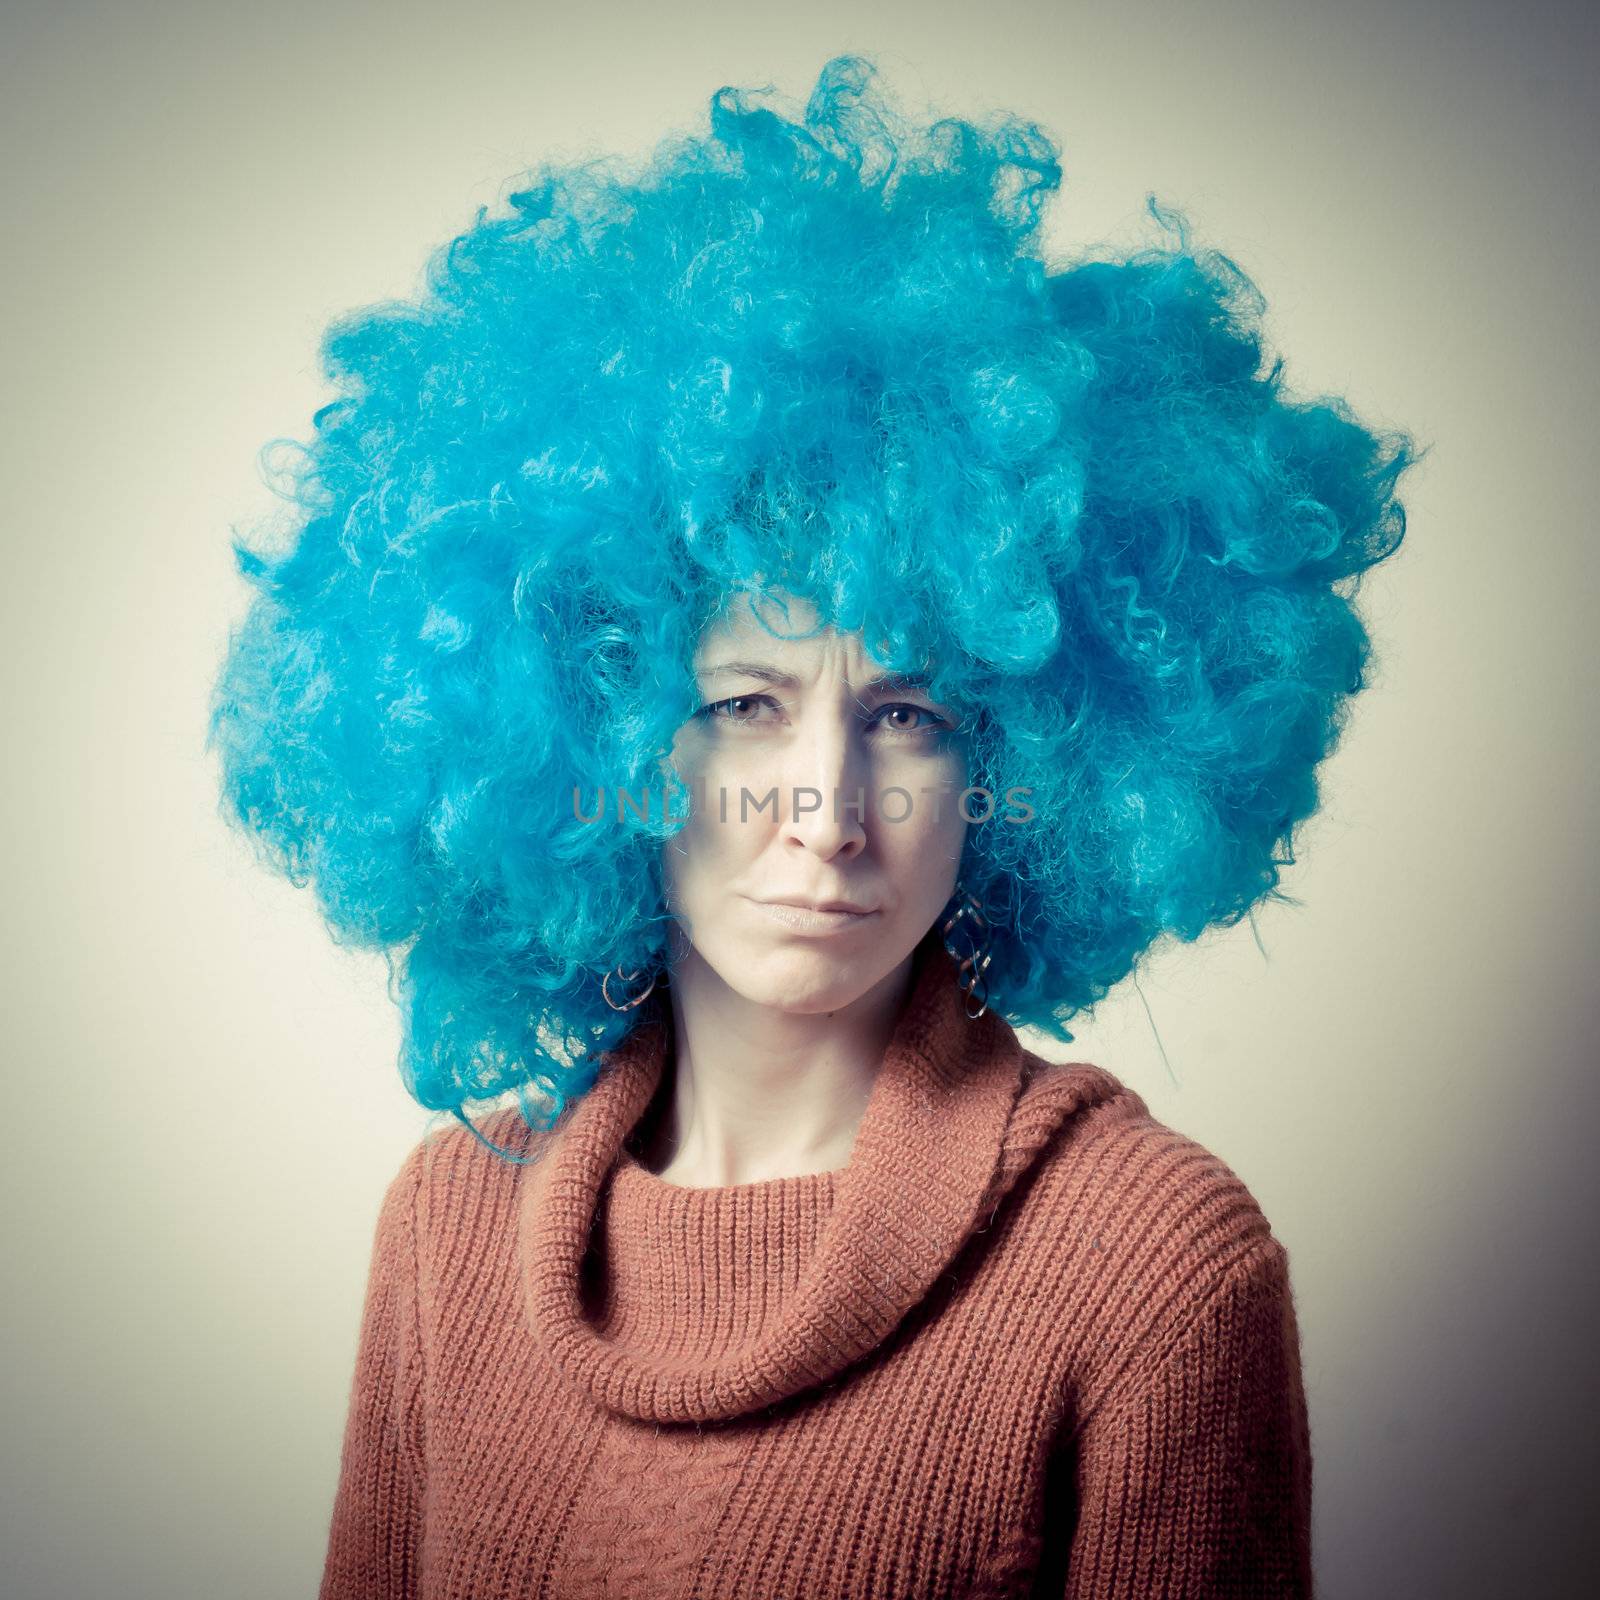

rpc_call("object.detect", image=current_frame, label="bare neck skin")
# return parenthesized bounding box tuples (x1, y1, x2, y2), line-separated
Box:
(629, 944, 918, 1188)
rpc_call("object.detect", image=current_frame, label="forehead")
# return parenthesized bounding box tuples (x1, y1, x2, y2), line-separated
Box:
(692, 592, 893, 677)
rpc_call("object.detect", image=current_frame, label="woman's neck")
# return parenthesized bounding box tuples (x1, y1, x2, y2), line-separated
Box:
(630, 948, 918, 1188)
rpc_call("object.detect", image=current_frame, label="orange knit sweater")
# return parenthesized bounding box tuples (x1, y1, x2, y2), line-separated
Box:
(319, 938, 1313, 1598)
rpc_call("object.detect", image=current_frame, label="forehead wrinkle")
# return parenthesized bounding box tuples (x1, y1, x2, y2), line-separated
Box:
(698, 659, 931, 699)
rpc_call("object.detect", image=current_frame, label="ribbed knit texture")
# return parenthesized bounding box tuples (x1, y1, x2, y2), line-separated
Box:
(320, 936, 1313, 1598)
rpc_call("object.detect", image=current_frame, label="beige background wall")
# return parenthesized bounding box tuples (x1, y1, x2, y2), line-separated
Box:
(2, 1, 1595, 1595)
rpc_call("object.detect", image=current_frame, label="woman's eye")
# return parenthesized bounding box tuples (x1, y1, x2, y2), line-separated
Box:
(700, 694, 778, 725)
(875, 703, 946, 734)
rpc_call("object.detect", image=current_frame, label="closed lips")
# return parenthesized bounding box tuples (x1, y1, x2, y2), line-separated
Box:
(761, 898, 876, 914)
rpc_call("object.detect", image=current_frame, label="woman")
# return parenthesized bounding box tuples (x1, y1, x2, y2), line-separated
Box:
(208, 53, 1414, 1599)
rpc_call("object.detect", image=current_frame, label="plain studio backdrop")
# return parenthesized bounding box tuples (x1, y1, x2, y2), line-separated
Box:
(2, 2, 1595, 1596)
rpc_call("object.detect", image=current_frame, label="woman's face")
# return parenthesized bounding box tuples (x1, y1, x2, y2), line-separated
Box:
(660, 592, 971, 1014)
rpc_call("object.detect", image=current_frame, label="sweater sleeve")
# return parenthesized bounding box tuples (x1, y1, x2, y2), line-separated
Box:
(319, 1146, 429, 1600)
(1059, 1238, 1314, 1599)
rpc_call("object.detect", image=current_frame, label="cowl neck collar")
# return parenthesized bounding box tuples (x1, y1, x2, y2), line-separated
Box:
(518, 932, 1056, 1424)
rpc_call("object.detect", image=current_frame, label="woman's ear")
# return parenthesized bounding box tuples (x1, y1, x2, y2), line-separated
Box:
(654, 740, 691, 793)
(654, 741, 706, 835)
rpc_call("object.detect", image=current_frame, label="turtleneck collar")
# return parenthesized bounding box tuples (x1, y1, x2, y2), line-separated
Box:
(518, 932, 1059, 1424)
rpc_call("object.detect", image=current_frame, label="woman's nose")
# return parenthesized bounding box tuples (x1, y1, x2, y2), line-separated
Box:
(776, 715, 869, 857)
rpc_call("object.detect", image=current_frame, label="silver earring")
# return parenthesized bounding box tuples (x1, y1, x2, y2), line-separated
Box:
(939, 885, 993, 1020)
(602, 964, 660, 1012)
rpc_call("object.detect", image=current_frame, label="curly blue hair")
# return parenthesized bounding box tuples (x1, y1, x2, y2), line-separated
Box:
(206, 53, 1419, 1155)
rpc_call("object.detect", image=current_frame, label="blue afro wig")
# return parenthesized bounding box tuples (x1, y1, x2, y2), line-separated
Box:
(207, 53, 1419, 1149)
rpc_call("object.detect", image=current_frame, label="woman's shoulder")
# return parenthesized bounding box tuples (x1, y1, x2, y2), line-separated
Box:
(1013, 1053, 1291, 1338)
(375, 1102, 557, 1266)
(1012, 1062, 1308, 1484)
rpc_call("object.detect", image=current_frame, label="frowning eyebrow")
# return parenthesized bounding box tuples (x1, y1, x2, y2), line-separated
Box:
(698, 661, 934, 698)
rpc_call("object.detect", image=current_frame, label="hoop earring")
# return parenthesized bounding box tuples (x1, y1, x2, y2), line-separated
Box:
(602, 964, 660, 1012)
(939, 885, 993, 1020)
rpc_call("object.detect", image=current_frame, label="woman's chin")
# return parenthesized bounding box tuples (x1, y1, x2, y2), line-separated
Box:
(721, 948, 887, 1016)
